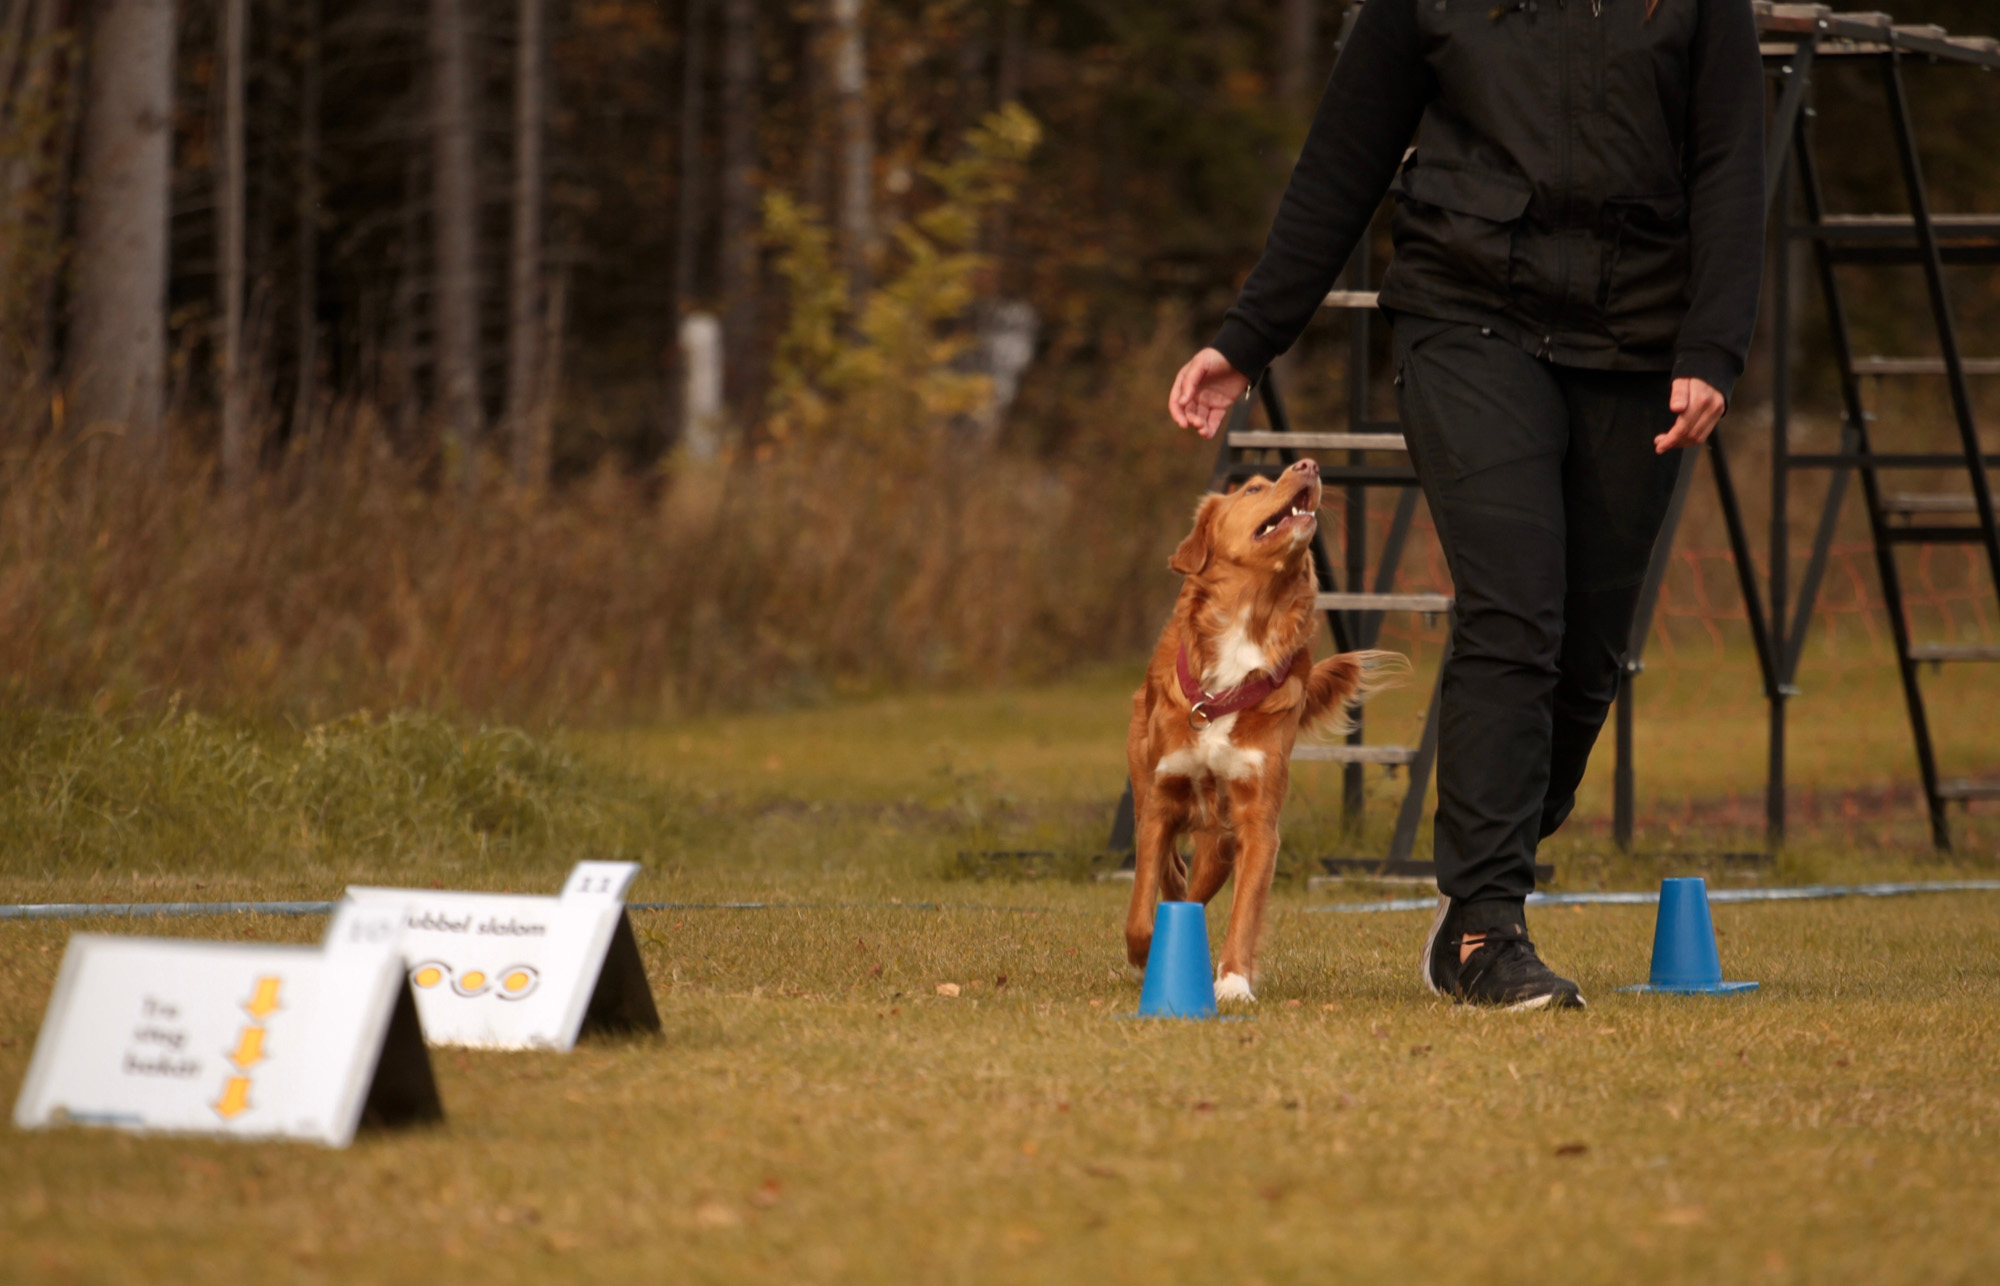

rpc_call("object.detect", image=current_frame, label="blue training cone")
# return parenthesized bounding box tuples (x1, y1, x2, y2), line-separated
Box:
(1623, 877, 1758, 995)
(1137, 902, 1218, 1019)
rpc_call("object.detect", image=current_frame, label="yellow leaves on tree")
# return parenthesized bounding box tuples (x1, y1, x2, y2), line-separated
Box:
(764, 103, 1041, 453)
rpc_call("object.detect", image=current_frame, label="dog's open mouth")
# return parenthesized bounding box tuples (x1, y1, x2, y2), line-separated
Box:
(1254, 488, 1319, 540)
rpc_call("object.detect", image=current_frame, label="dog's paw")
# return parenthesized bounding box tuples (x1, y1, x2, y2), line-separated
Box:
(1125, 963, 1146, 984)
(1213, 972, 1256, 1003)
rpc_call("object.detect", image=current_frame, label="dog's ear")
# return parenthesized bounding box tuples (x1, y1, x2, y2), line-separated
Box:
(1170, 494, 1224, 576)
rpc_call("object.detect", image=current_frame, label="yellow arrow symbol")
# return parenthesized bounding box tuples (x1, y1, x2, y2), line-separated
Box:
(242, 976, 282, 1021)
(213, 1076, 252, 1120)
(228, 1026, 267, 1070)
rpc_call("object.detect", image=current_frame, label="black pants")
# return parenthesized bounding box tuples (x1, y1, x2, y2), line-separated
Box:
(1393, 315, 1681, 934)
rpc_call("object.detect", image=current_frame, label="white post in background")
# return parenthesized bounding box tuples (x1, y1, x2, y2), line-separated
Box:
(679, 311, 724, 460)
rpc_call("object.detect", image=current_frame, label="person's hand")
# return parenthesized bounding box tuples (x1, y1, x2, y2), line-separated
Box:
(1169, 347, 1251, 439)
(1655, 377, 1727, 453)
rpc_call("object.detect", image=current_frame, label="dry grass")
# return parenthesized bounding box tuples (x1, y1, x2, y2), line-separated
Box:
(3, 890, 1999, 1284)
(0, 668, 1992, 1280)
(0, 324, 1208, 726)
(1, 635, 1996, 1283)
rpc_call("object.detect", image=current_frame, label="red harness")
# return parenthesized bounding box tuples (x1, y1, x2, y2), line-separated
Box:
(1176, 643, 1292, 731)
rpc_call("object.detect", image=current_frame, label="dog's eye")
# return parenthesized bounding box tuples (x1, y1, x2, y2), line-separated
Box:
(1245, 485, 1265, 494)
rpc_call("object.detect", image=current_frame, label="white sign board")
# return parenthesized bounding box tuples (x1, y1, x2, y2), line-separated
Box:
(13, 904, 441, 1148)
(343, 861, 659, 1051)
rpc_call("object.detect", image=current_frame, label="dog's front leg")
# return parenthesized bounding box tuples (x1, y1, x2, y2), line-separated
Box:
(1185, 825, 1237, 906)
(1125, 778, 1190, 971)
(1212, 783, 1280, 1001)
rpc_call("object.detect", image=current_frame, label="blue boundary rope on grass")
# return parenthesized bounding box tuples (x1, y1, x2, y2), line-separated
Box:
(1303, 880, 2000, 915)
(3, 881, 1999, 922)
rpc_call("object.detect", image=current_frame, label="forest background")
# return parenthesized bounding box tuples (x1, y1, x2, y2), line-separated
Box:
(0, 0, 1995, 728)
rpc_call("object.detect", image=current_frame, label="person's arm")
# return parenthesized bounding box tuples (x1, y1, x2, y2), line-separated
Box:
(1672, 0, 1766, 404)
(1208, 0, 1434, 384)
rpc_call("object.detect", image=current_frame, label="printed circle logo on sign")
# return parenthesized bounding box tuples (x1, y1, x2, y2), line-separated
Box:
(410, 961, 539, 1001)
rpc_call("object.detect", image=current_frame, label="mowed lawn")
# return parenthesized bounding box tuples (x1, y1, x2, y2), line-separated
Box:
(4, 894, 1999, 1284)
(1, 663, 1997, 1284)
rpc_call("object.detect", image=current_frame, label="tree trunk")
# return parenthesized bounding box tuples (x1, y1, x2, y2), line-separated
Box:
(669, 0, 708, 456)
(986, 0, 1025, 286)
(218, 0, 251, 487)
(1279, 0, 1318, 108)
(718, 0, 756, 415)
(70, 0, 174, 461)
(390, 149, 422, 450)
(995, 0, 1024, 108)
(799, 7, 828, 216)
(506, 0, 546, 487)
(1, 0, 73, 406)
(429, 0, 482, 473)
(829, 0, 871, 301)
(671, 0, 707, 327)
(293, 0, 320, 444)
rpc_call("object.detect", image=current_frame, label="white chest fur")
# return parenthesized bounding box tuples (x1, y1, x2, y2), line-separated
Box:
(1153, 713, 1267, 783)
(1207, 610, 1268, 692)
(1156, 610, 1276, 784)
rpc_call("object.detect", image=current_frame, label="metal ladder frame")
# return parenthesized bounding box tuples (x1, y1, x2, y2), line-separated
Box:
(1687, 7, 2000, 850)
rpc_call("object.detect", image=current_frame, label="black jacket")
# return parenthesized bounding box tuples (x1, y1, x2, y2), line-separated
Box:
(1212, 0, 1765, 399)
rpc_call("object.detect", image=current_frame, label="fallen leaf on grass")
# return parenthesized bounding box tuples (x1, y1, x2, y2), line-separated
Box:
(995, 974, 1008, 989)
(1554, 1143, 1589, 1158)
(1408, 1044, 1431, 1057)
(751, 1179, 783, 1208)
(936, 983, 961, 997)
(694, 1201, 742, 1229)
(1286, 998, 1302, 1008)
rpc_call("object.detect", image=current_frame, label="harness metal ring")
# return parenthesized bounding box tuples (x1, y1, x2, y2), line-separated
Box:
(1187, 701, 1213, 732)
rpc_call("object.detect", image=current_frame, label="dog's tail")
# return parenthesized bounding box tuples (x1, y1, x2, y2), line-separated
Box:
(1300, 650, 1411, 738)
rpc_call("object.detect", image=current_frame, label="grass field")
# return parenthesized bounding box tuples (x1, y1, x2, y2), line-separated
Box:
(2, 658, 1998, 1283)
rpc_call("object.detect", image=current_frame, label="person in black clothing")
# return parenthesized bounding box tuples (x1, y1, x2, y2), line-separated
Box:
(1169, 0, 1765, 1009)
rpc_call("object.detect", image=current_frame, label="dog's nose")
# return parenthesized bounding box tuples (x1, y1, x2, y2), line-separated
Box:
(1290, 458, 1319, 476)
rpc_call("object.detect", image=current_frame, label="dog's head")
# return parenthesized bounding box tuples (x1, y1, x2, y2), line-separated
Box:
(1169, 459, 1322, 578)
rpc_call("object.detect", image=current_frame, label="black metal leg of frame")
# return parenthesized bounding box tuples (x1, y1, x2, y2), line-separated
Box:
(1612, 443, 1702, 850)
(1388, 634, 1448, 865)
(1108, 780, 1135, 860)
(1613, 667, 1636, 852)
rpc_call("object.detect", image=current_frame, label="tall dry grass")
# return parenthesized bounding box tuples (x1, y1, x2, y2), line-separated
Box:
(0, 325, 1210, 725)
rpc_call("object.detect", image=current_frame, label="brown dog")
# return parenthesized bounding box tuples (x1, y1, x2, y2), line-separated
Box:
(1124, 458, 1399, 1002)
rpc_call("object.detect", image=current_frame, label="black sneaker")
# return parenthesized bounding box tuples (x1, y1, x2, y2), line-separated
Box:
(1419, 895, 1461, 996)
(1453, 923, 1586, 1011)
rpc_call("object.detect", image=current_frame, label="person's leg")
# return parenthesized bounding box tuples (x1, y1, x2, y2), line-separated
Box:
(1539, 366, 1683, 839)
(1393, 319, 1571, 954)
